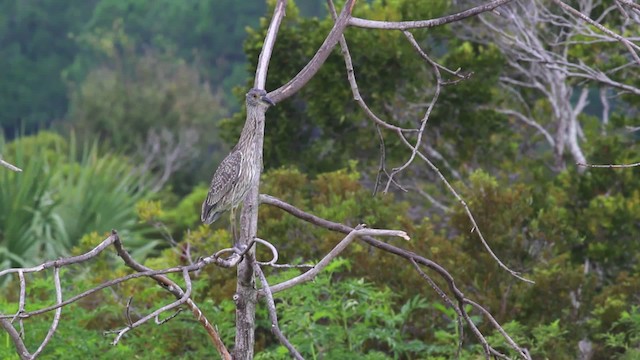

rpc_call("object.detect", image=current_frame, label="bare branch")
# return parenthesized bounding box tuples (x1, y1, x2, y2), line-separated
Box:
(383, 31, 443, 193)
(0, 157, 22, 172)
(348, 0, 514, 30)
(112, 232, 232, 359)
(254, 237, 279, 266)
(0, 234, 118, 278)
(577, 161, 640, 168)
(600, 88, 610, 132)
(110, 269, 192, 345)
(15, 271, 26, 337)
(235, 2, 295, 357)
(254, 0, 287, 89)
(413, 186, 452, 212)
(550, 0, 640, 64)
(0, 231, 232, 359)
(410, 259, 465, 358)
(267, 0, 356, 104)
(397, 134, 534, 283)
(330, 1, 523, 279)
(0, 319, 29, 360)
(31, 267, 62, 359)
(263, 225, 408, 294)
(372, 124, 387, 196)
(259, 194, 531, 359)
(254, 264, 304, 360)
(328, 0, 417, 133)
(494, 108, 555, 147)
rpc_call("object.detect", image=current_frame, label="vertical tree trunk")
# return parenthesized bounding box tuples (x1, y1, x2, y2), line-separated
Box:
(233, 112, 265, 359)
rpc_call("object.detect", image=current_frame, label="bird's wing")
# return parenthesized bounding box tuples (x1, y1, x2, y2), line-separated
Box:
(201, 150, 242, 219)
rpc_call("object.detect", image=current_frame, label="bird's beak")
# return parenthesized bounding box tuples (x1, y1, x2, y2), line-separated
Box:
(261, 95, 275, 107)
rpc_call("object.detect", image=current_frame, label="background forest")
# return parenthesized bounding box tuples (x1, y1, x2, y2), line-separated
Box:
(1, 0, 639, 359)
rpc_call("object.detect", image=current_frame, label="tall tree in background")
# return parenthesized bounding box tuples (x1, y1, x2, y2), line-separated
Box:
(461, 0, 640, 168)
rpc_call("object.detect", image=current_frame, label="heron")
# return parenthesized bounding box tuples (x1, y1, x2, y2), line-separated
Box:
(201, 88, 274, 237)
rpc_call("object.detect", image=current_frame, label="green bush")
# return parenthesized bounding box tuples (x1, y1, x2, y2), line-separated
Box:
(0, 132, 157, 268)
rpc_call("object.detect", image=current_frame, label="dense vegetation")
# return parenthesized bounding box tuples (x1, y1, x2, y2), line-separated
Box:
(1, 0, 639, 359)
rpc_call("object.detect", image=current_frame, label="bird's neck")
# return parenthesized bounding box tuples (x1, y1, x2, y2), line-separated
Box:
(238, 107, 266, 146)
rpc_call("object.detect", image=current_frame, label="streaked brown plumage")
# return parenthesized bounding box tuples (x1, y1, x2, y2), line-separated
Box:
(201, 88, 274, 224)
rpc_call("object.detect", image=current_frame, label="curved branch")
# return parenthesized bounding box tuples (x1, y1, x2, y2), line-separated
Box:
(111, 269, 192, 345)
(267, 0, 356, 104)
(255, 264, 304, 360)
(0, 319, 29, 360)
(31, 267, 62, 359)
(550, 0, 640, 64)
(495, 108, 555, 147)
(113, 232, 232, 359)
(260, 225, 408, 294)
(259, 194, 531, 359)
(326, 0, 416, 133)
(0, 157, 21, 172)
(348, 0, 513, 30)
(254, 0, 287, 89)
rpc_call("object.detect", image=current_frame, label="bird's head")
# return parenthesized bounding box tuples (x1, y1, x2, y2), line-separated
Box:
(246, 88, 275, 108)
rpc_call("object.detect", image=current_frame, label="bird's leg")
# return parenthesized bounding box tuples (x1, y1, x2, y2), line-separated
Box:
(230, 206, 239, 243)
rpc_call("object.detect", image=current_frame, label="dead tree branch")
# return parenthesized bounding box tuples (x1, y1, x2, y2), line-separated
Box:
(254, 263, 304, 360)
(0, 231, 234, 360)
(261, 225, 409, 294)
(577, 161, 640, 168)
(267, 0, 356, 104)
(327, 1, 532, 284)
(348, 0, 514, 30)
(0, 157, 22, 172)
(259, 194, 531, 359)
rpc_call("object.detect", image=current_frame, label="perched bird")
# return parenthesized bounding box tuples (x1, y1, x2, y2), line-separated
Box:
(201, 88, 274, 225)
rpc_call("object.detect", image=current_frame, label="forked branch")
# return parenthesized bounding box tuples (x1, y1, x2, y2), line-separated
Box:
(259, 194, 531, 359)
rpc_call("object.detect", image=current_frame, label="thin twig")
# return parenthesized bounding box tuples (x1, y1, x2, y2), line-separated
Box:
(254, 237, 279, 266)
(268, 0, 356, 104)
(577, 162, 640, 168)
(254, 0, 287, 90)
(326, 0, 417, 134)
(0, 319, 29, 360)
(349, 0, 513, 29)
(110, 269, 192, 345)
(410, 259, 464, 359)
(550, 0, 640, 64)
(398, 133, 534, 284)
(262, 225, 409, 294)
(0, 158, 22, 172)
(255, 264, 304, 360)
(31, 267, 62, 359)
(113, 231, 232, 359)
(383, 31, 444, 193)
(259, 194, 531, 359)
(330, 0, 531, 283)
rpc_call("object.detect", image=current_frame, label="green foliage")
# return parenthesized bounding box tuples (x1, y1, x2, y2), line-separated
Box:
(255, 260, 447, 359)
(597, 306, 640, 359)
(0, 137, 65, 268)
(0, 132, 156, 267)
(484, 320, 570, 359)
(0, 268, 235, 359)
(156, 186, 209, 235)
